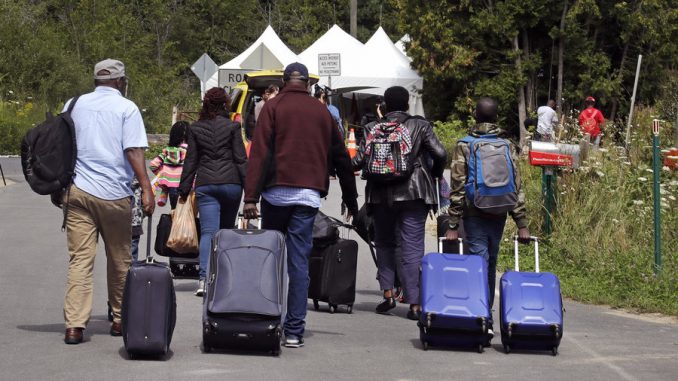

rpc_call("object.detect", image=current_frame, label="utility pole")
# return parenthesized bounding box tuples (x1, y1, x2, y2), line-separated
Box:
(350, 0, 358, 38)
(625, 55, 642, 151)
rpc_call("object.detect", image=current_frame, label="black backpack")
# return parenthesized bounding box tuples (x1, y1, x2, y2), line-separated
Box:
(21, 96, 79, 199)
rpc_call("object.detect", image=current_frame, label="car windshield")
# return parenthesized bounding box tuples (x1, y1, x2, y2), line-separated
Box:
(228, 88, 242, 113)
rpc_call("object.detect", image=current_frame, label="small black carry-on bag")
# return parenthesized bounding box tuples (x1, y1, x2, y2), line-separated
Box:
(309, 211, 358, 314)
(122, 215, 177, 359)
(202, 218, 287, 355)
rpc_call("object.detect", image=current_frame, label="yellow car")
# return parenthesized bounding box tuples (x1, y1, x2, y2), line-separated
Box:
(228, 70, 320, 146)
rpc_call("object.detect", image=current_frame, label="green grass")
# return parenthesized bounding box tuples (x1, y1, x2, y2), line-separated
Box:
(495, 108, 677, 315)
(0, 100, 47, 155)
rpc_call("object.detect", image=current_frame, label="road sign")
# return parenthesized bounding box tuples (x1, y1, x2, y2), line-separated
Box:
(652, 119, 660, 136)
(318, 53, 341, 76)
(218, 69, 252, 93)
(190, 53, 218, 83)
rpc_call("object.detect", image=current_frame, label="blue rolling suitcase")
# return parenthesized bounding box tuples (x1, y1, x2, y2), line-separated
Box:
(500, 236, 563, 355)
(419, 238, 492, 353)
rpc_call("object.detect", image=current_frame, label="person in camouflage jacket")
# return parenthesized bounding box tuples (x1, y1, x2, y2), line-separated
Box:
(445, 97, 531, 343)
(130, 176, 144, 262)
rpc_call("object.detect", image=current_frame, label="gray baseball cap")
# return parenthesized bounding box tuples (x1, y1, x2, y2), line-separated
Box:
(94, 59, 126, 79)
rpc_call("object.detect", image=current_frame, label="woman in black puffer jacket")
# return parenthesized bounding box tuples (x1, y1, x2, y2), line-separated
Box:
(179, 87, 247, 296)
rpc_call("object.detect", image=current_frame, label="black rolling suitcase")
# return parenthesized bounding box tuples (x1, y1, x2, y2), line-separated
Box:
(202, 221, 286, 356)
(309, 238, 359, 314)
(122, 215, 177, 359)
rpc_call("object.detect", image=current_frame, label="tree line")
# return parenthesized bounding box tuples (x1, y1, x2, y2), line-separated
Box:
(397, 0, 677, 142)
(1, 1, 676, 140)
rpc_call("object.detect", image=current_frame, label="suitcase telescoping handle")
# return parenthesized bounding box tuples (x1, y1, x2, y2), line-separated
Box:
(145, 213, 153, 262)
(438, 237, 463, 254)
(237, 213, 262, 230)
(435, 177, 446, 218)
(513, 235, 539, 273)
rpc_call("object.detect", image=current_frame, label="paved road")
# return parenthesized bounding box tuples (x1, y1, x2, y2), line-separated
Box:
(1, 158, 676, 381)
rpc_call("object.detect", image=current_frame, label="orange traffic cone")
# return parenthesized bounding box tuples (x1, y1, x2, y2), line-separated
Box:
(347, 128, 357, 158)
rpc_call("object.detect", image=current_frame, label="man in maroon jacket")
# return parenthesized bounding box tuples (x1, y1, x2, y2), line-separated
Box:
(243, 62, 358, 348)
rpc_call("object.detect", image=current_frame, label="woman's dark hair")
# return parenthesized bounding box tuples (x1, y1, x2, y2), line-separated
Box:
(168, 121, 189, 147)
(199, 87, 231, 121)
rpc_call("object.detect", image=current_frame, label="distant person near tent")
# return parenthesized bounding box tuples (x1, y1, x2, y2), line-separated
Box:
(314, 84, 344, 140)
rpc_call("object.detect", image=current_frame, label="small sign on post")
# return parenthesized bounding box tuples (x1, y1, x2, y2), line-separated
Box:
(652, 119, 660, 136)
(318, 53, 341, 76)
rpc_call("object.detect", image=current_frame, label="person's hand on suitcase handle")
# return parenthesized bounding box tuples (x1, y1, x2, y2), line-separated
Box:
(517, 227, 531, 244)
(141, 186, 155, 216)
(243, 202, 259, 220)
(444, 228, 458, 242)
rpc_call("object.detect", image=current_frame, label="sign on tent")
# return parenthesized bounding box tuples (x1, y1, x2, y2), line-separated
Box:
(318, 53, 341, 76)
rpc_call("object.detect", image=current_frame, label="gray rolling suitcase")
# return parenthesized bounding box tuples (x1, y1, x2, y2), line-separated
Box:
(202, 221, 287, 355)
(122, 215, 177, 359)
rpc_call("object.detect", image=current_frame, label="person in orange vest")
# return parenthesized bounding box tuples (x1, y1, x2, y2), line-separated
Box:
(578, 96, 605, 146)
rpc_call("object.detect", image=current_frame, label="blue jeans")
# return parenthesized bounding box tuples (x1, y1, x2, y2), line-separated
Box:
(463, 215, 507, 318)
(372, 200, 428, 304)
(260, 198, 317, 339)
(196, 184, 242, 280)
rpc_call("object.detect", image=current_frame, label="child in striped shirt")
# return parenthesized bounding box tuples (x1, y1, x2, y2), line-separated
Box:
(150, 121, 189, 208)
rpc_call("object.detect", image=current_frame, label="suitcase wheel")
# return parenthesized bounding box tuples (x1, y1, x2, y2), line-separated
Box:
(551, 346, 558, 356)
(313, 300, 320, 311)
(346, 304, 353, 314)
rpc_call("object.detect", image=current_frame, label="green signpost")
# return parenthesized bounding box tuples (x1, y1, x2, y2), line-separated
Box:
(542, 167, 556, 235)
(652, 120, 662, 275)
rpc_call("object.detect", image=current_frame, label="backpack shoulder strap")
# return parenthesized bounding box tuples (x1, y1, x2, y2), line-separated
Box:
(65, 95, 80, 114)
(459, 135, 474, 144)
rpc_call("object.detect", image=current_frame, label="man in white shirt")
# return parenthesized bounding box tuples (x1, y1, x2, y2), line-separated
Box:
(535, 99, 558, 142)
(62, 59, 154, 345)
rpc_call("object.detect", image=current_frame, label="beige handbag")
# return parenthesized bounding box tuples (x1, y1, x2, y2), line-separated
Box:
(166, 192, 199, 254)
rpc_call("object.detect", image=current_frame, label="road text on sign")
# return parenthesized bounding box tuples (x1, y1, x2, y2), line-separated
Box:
(318, 53, 341, 76)
(218, 69, 252, 93)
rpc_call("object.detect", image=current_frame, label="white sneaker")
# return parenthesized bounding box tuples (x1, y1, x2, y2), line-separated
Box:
(284, 336, 304, 348)
(194, 280, 205, 297)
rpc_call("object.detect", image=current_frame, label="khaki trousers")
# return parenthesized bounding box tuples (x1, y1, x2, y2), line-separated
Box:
(64, 185, 132, 328)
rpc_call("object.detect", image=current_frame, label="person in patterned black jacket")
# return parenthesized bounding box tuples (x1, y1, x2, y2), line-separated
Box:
(352, 86, 447, 320)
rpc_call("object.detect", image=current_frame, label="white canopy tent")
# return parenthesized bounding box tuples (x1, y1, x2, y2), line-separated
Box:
(394, 34, 411, 59)
(297, 25, 425, 116)
(204, 25, 298, 91)
(364, 27, 424, 116)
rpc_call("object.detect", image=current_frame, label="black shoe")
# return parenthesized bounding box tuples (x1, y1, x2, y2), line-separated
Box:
(107, 301, 113, 322)
(406, 309, 421, 321)
(483, 328, 494, 347)
(375, 297, 396, 314)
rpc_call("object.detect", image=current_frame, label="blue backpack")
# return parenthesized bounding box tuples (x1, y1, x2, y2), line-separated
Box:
(460, 134, 518, 214)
